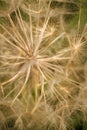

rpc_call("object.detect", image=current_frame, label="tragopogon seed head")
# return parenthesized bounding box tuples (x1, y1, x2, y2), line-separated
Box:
(0, 3, 69, 105)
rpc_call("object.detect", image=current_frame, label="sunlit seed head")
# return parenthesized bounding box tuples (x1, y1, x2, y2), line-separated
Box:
(0, 1, 87, 130)
(0, 1, 68, 105)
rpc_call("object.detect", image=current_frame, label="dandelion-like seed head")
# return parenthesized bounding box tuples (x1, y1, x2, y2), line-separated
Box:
(0, 1, 87, 130)
(0, 2, 67, 105)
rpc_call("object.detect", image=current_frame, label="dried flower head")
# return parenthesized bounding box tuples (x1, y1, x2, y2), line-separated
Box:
(0, 2, 69, 105)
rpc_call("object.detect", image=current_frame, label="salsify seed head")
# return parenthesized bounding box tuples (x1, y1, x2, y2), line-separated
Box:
(0, 3, 68, 105)
(0, 1, 87, 130)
